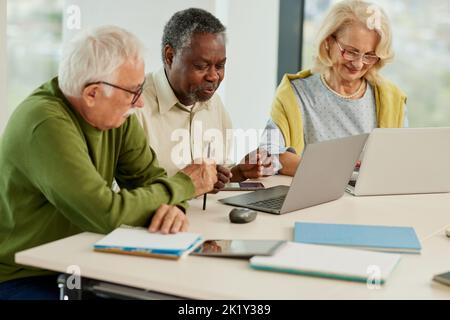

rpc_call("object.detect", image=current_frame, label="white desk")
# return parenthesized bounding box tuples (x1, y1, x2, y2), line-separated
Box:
(15, 176, 450, 299)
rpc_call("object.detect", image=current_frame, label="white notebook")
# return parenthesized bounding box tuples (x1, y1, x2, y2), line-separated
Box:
(94, 227, 203, 259)
(250, 242, 401, 284)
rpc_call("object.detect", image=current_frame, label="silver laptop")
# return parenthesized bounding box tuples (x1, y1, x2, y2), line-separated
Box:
(347, 128, 450, 196)
(219, 134, 368, 214)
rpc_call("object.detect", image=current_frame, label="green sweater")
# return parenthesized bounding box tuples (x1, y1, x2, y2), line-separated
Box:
(0, 78, 195, 283)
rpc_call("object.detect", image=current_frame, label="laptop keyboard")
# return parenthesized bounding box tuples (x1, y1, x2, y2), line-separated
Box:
(248, 195, 286, 210)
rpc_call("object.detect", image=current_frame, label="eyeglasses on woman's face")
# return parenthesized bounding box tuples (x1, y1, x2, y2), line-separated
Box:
(332, 35, 380, 65)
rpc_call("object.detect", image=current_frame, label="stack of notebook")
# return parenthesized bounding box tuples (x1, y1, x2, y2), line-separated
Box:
(250, 222, 421, 284)
(94, 227, 203, 260)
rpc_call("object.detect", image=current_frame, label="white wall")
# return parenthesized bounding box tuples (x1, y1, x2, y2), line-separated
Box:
(0, 0, 7, 134)
(62, 0, 279, 150)
(220, 0, 279, 132)
(63, 0, 215, 73)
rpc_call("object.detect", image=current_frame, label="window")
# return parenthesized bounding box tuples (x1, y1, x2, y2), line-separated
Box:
(302, 0, 450, 127)
(7, 0, 63, 113)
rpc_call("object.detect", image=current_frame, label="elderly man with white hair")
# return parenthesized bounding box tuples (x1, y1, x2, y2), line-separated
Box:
(0, 26, 217, 300)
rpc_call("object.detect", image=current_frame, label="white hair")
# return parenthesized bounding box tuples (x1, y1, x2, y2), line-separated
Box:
(58, 25, 145, 97)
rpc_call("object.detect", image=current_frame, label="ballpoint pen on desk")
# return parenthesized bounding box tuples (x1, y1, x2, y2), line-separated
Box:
(203, 142, 211, 211)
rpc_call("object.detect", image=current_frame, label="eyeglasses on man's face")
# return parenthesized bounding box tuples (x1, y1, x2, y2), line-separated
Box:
(85, 80, 146, 105)
(332, 36, 380, 65)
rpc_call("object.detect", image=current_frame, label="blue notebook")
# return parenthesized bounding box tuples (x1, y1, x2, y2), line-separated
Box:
(294, 222, 421, 254)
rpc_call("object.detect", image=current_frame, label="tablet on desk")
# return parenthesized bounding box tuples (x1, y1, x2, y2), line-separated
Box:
(190, 240, 285, 259)
(222, 182, 265, 191)
(433, 271, 450, 286)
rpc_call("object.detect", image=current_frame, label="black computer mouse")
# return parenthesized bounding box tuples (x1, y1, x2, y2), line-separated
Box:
(229, 208, 257, 224)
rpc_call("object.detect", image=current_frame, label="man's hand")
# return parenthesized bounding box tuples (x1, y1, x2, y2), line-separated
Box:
(148, 204, 189, 234)
(231, 149, 275, 181)
(181, 159, 218, 197)
(211, 165, 232, 193)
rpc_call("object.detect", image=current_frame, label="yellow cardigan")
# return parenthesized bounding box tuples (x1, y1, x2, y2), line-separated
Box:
(270, 70, 407, 155)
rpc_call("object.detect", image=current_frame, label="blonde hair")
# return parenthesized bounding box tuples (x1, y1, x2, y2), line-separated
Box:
(311, 0, 393, 84)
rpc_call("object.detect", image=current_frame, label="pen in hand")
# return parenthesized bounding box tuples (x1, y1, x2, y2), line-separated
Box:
(203, 142, 211, 211)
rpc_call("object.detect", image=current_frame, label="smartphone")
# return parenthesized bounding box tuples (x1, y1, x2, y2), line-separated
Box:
(223, 182, 265, 191)
(433, 271, 450, 286)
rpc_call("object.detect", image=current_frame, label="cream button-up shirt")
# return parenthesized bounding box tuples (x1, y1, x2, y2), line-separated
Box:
(136, 68, 233, 176)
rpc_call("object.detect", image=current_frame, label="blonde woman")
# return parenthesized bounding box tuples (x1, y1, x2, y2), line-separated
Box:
(260, 0, 407, 176)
